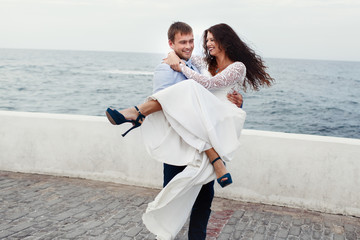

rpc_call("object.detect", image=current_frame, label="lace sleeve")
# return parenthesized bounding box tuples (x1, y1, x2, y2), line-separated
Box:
(190, 55, 207, 70)
(180, 61, 246, 90)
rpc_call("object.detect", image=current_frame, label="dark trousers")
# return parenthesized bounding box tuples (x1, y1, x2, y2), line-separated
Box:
(163, 163, 214, 240)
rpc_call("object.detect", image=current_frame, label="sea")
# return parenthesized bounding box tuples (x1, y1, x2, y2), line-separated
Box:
(1, 48, 359, 139)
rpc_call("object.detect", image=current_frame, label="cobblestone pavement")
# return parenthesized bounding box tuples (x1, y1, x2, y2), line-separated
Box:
(1, 171, 359, 240)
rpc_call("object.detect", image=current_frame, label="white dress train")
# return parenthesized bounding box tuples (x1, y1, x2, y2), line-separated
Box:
(141, 57, 247, 240)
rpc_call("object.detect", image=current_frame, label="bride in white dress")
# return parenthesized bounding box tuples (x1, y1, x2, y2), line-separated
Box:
(106, 23, 274, 239)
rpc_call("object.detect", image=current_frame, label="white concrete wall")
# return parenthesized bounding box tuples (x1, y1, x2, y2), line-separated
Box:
(1, 110, 360, 217)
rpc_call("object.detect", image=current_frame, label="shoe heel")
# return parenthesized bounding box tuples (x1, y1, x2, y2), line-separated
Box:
(121, 123, 141, 137)
(122, 126, 135, 137)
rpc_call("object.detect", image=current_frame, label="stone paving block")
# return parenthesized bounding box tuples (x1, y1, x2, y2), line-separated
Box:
(271, 215, 283, 224)
(345, 231, 357, 240)
(105, 200, 122, 210)
(0, 222, 11, 231)
(312, 230, 322, 239)
(131, 213, 143, 223)
(281, 221, 291, 229)
(53, 210, 76, 221)
(324, 220, 333, 228)
(292, 218, 304, 226)
(301, 224, 311, 235)
(0, 230, 14, 239)
(233, 210, 245, 218)
(333, 233, 345, 240)
(257, 225, 266, 234)
(83, 220, 104, 230)
(313, 223, 322, 231)
(90, 203, 107, 211)
(221, 225, 234, 234)
(226, 216, 238, 225)
(264, 235, 276, 240)
(344, 223, 357, 231)
(5, 212, 28, 221)
(8, 228, 35, 239)
(235, 221, 248, 231)
(102, 218, 117, 228)
(277, 228, 289, 238)
(287, 236, 300, 240)
(131, 197, 147, 207)
(64, 229, 87, 239)
(233, 230, 242, 239)
(253, 233, 265, 240)
(28, 209, 48, 218)
(304, 218, 312, 225)
(35, 231, 65, 240)
(269, 223, 279, 232)
(47, 198, 65, 207)
(61, 222, 81, 231)
(88, 228, 105, 236)
(283, 215, 292, 222)
(125, 226, 142, 237)
(119, 216, 132, 225)
(289, 226, 301, 236)
(253, 212, 264, 220)
(120, 237, 132, 240)
(242, 229, 255, 238)
(73, 210, 94, 219)
(217, 232, 231, 240)
(324, 227, 332, 236)
(249, 219, 259, 228)
(241, 215, 251, 223)
(8, 222, 34, 232)
(299, 234, 311, 240)
(261, 218, 270, 226)
(113, 211, 128, 219)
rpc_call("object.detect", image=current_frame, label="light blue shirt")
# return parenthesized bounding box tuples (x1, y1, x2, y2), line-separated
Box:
(153, 59, 200, 94)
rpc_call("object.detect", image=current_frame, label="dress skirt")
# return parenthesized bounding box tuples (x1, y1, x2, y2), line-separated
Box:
(141, 79, 246, 240)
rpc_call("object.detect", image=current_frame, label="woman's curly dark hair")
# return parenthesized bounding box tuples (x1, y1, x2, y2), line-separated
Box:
(203, 23, 274, 91)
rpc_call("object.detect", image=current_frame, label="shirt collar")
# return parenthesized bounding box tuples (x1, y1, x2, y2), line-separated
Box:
(184, 58, 193, 68)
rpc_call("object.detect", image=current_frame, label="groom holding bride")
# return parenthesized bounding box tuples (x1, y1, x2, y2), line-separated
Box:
(146, 22, 243, 239)
(106, 21, 273, 239)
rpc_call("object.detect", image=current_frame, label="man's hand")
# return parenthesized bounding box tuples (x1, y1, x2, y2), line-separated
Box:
(227, 91, 243, 108)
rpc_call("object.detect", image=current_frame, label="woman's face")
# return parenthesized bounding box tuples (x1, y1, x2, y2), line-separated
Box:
(206, 32, 222, 57)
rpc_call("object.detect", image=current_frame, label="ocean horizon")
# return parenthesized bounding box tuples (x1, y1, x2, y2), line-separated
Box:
(1, 48, 359, 139)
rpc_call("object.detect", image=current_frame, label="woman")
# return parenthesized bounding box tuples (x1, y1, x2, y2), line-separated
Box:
(106, 23, 273, 239)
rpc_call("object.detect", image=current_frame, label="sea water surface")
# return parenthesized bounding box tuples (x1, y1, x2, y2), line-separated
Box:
(0, 48, 359, 139)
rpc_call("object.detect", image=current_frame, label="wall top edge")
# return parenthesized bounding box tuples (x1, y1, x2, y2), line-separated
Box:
(0, 110, 106, 122)
(1, 110, 359, 144)
(242, 129, 360, 145)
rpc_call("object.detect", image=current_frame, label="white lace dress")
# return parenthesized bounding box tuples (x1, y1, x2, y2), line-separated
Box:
(141, 56, 247, 240)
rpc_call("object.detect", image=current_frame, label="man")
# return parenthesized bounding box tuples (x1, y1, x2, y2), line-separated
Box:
(152, 22, 243, 239)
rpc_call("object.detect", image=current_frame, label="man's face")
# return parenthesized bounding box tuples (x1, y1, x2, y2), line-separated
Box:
(169, 32, 194, 60)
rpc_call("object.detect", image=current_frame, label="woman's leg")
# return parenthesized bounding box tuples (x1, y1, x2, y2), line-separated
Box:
(205, 148, 229, 181)
(118, 101, 230, 182)
(119, 99, 162, 121)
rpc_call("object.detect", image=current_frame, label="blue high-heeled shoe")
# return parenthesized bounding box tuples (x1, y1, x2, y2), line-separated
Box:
(105, 106, 145, 137)
(211, 157, 233, 188)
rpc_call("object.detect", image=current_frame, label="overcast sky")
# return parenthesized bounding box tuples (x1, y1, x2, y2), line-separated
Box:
(0, 0, 359, 61)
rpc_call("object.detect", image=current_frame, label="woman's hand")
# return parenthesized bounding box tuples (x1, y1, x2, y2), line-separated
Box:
(163, 51, 182, 72)
(227, 91, 243, 108)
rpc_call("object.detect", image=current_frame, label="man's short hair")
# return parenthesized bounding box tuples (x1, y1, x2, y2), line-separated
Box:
(167, 22, 193, 42)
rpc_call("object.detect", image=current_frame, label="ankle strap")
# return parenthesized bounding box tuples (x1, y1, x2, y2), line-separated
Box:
(134, 106, 145, 121)
(134, 106, 142, 114)
(211, 157, 221, 165)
